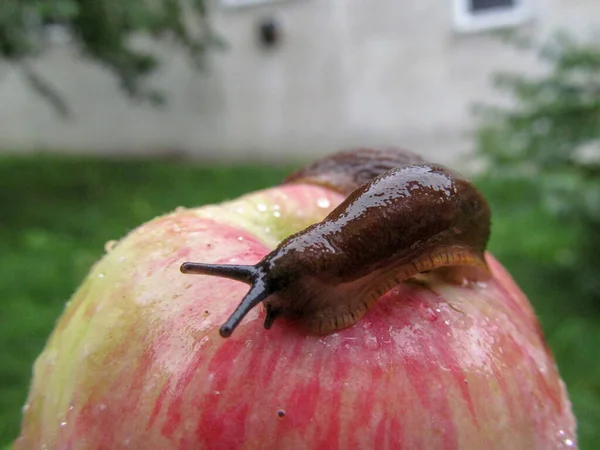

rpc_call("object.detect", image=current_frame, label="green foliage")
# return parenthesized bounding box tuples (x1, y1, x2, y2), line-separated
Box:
(475, 31, 600, 315)
(0, 0, 223, 114)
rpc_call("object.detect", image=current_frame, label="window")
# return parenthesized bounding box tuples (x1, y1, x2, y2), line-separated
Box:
(453, 0, 532, 32)
(470, 0, 516, 12)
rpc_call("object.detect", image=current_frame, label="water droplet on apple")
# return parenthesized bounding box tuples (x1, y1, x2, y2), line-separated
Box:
(215, 390, 220, 396)
(21, 403, 30, 414)
(317, 198, 331, 208)
(277, 409, 286, 417)
(60, 421, 67, 427)
(264, 227, 271, 234)
(237, 236, 244, 241)
(98, 403, 106, 411)
(273, 211, 281, 218)
(257, 203, 268, 212)
(419, 305, 438, 322)
(557, 430, 576, 448)
(364, 336, 379, 350)
(104, 240, 118, 252)
(98, 273, 105, 279)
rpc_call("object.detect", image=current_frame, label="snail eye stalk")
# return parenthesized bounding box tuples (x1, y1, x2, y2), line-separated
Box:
(180, 262, 273, 337)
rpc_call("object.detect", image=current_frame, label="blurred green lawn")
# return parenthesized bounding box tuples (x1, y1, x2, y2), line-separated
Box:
(1, 155, 599, 448)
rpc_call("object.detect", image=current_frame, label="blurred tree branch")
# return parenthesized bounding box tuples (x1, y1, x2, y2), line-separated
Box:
(0, 0, 225, 116)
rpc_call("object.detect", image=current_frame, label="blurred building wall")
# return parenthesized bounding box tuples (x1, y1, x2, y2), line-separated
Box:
(0, 0, 598, 167)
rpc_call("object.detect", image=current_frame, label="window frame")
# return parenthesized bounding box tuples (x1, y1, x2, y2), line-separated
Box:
(453, 0, 533, 33)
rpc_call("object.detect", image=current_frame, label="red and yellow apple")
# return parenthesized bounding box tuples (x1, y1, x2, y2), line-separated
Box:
(16, 182, 576, 449)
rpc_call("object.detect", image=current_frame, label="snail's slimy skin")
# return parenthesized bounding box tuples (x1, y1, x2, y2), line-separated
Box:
(181, 148, 491, 337)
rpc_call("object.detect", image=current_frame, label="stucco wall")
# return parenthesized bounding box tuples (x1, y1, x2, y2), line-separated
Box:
(0, 0, 598, 167)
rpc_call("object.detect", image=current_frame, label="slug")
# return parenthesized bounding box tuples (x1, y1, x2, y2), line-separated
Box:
(181, 147, 491, 338)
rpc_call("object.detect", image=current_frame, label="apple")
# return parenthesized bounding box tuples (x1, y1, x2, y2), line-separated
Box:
(16, 182, 576, 449)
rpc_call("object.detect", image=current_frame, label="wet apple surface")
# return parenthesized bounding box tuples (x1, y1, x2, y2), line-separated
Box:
(16, 182, 576, 449)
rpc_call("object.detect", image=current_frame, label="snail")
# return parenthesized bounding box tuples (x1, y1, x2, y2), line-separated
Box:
(181, 148, 491, 338)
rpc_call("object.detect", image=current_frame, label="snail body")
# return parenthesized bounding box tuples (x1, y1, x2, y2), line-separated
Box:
(181, 148, 491, 337)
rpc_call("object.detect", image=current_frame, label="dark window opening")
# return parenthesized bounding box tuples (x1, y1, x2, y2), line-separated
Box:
(469, 0, 516, 12)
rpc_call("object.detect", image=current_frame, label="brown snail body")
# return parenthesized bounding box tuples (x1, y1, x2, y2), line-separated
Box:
(181, 148, 491, 337)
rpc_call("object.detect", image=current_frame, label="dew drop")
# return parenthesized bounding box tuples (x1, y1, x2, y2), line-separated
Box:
(60, 421, 67, 427)
(237, 236, 244, 241)
(317, 198, 331, 208)
(257, 203, 268, 212)
(273, 211, 281, 218)
(98, 403, 106, 411)
(215, 390, 220, 396)
(104, 240, 118, 252)
(557, 430, 575, 448)
(420, 305, 438, 322)
(119, 255, 126, 262)
(98, 273, 105, 279)
(264, 227, 271, 234)
(364, 336, 379, 350)
(21, 403, 30, 414)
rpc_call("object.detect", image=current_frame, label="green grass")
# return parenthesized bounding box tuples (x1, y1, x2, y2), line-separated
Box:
(1, 155, 598, 448)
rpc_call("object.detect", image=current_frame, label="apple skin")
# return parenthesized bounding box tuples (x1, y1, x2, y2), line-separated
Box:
(16, 183, 576, 450)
